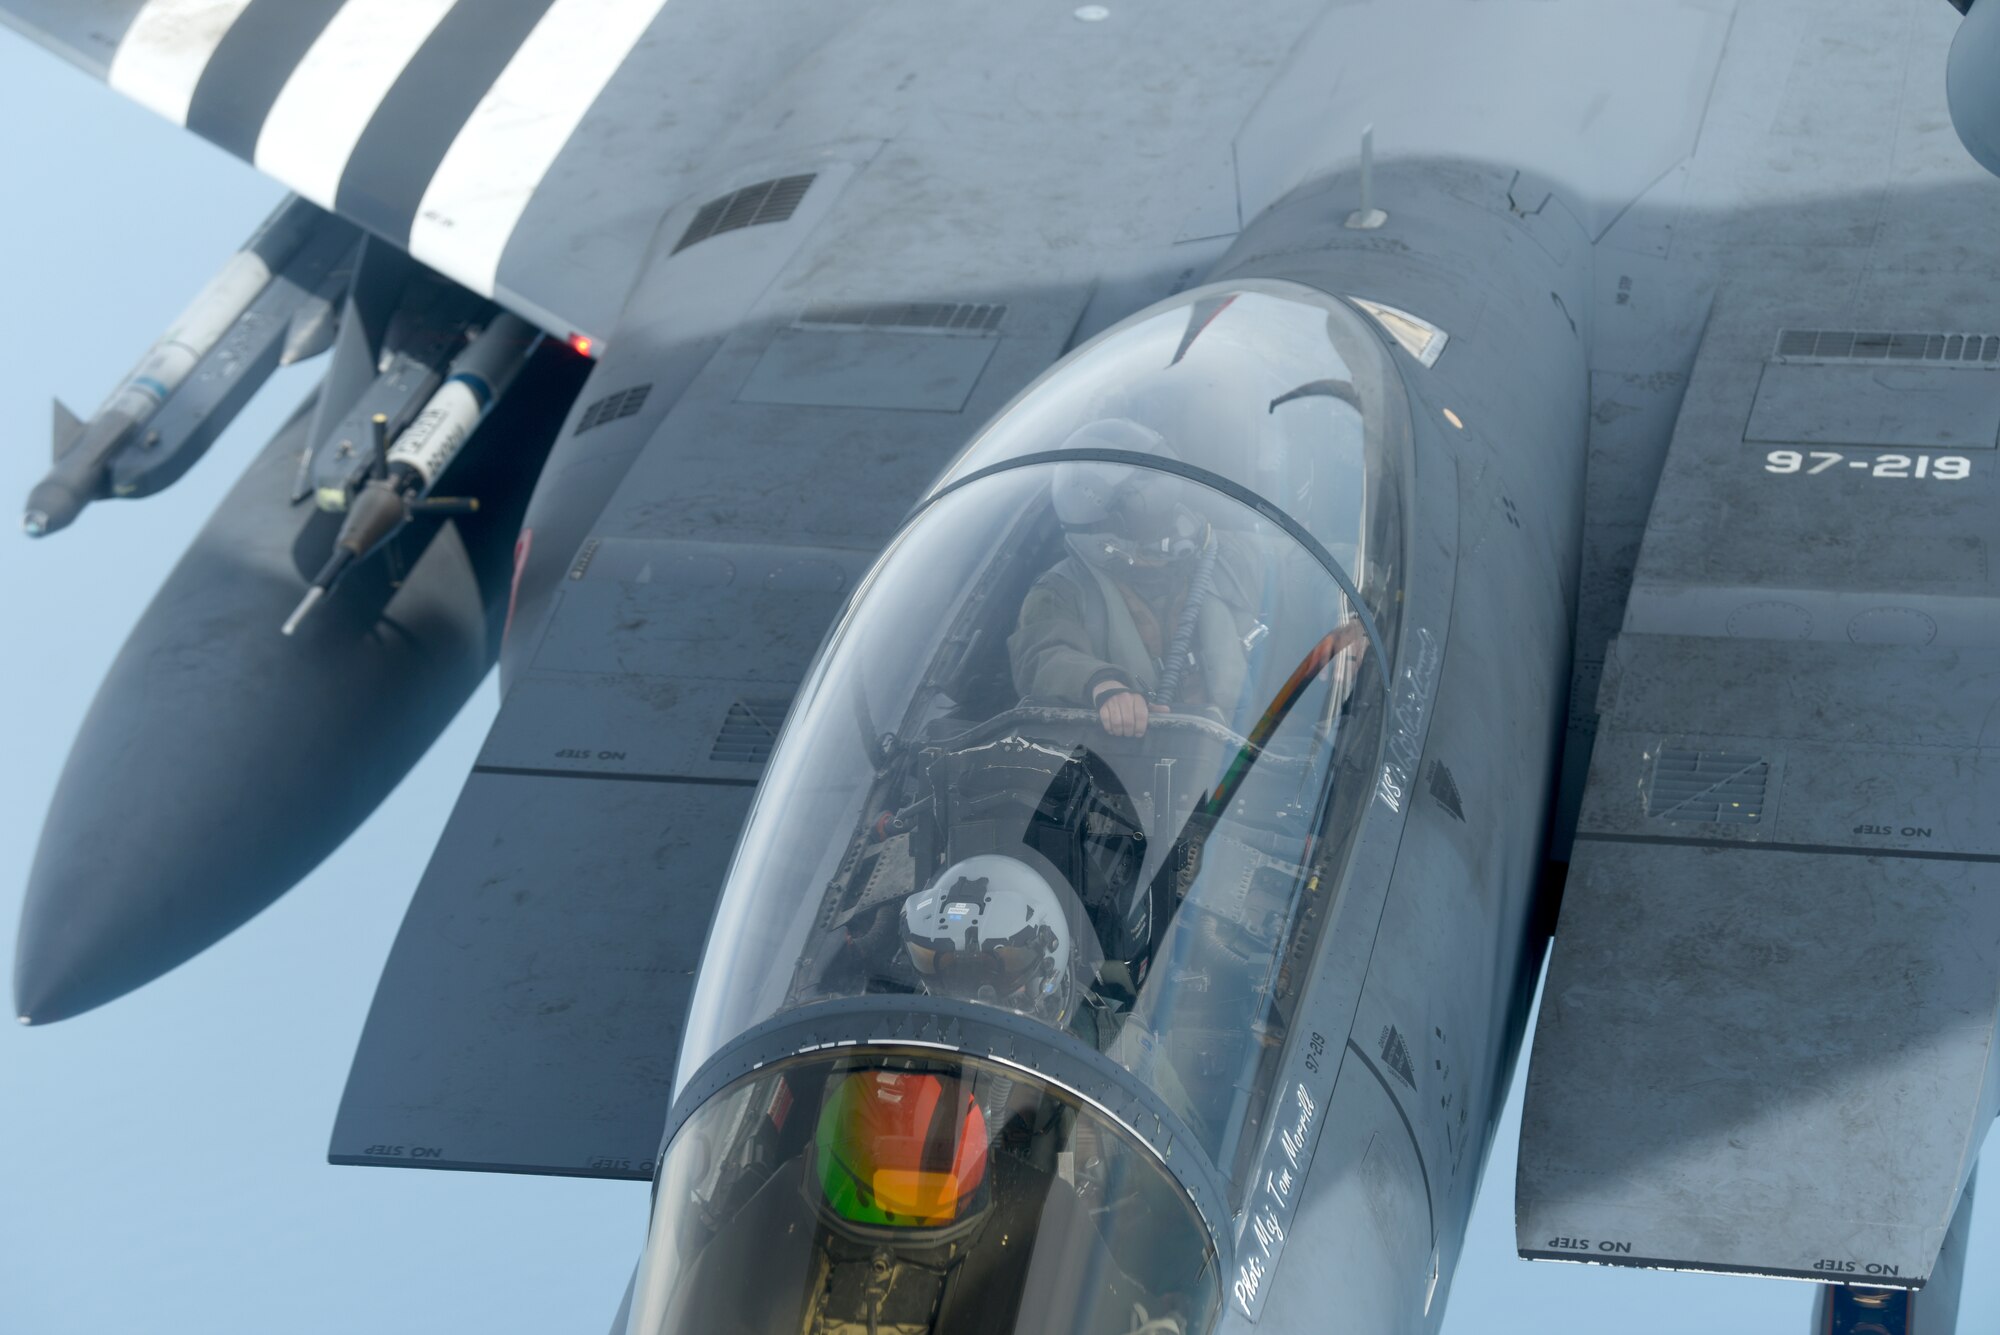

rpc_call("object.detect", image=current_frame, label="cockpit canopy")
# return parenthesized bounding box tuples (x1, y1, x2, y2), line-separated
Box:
(937, 280, 1410, 590)
(678, 282, 1412, 1240)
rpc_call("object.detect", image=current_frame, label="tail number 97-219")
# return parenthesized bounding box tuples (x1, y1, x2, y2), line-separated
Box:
(1764, 450, 1971, 480)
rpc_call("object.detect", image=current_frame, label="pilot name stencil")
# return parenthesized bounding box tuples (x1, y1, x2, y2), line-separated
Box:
(1376, 628, 1441, 815)
(1234, 1082, 1323, 1318)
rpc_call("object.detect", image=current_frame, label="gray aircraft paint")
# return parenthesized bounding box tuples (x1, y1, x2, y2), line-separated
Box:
(0, 0, 143, 78)
(5, 2, 2000, 1334)
(1515, 0, 2000, 1298)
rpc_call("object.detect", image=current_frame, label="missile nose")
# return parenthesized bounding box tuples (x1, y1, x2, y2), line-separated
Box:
(23, 479, 84, 537)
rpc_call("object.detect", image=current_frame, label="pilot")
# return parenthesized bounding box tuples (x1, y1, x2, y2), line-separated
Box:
(900, 853, 1112, 1044)
(900, 854, 1202, 1127)
(1009, 420, 1270, 738)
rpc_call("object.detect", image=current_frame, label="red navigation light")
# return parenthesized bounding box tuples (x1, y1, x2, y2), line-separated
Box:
(569, 333, 596, 358)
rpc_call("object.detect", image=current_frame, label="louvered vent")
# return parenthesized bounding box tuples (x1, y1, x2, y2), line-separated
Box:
(709, 696, 793, 766)
(799, 302, 1007, 334)
(1427, 760, 1465, 822)
(673, 175, 816, 253)
(572, 384, 652, 435)
(1646, 749, 1768, 824)
(1774, 329, 2000, 365)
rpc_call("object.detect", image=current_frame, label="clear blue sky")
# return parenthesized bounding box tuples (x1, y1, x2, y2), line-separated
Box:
(0, 27, 1986, 1335)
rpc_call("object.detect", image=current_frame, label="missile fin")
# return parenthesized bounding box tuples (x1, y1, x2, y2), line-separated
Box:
(51, 400, 82, 459)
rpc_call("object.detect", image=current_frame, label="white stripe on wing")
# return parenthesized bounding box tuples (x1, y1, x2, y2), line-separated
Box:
(409, 0, 671, 303)
(254, 0, 459, 209)
(108, 0, 256, 126)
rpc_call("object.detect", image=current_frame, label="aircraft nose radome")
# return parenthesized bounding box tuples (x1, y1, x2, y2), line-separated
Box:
(12, 563, 486, 1024)
(14, 887, 164, 1026)
(13, 736, 302, 1024)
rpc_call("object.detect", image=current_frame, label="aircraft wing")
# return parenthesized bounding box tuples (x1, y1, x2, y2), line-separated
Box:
(1519, 0, 2000, 1292)
(0, 0, 852, 344)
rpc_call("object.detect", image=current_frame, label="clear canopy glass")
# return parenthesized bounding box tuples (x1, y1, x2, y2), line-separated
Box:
(679, 281, 1411, 1213)
(626, 1050, 1221, 1335)
(937, 280, 1409, 593)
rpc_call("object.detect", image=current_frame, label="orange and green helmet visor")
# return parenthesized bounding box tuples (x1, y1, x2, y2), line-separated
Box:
(814, 1069, 992, 1228)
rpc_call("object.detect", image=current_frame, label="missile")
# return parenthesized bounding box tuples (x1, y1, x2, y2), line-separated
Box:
(283, 313, 539, 635)
(24, 196, 325, 537)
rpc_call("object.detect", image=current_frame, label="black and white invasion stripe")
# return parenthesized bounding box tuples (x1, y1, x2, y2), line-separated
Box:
(107, 0, 668, 307)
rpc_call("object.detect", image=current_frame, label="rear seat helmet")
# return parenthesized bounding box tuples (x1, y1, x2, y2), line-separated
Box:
(902, 854, 1078, 1027)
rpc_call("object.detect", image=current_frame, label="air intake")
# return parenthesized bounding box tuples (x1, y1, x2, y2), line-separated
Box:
(673, 175, 816, 254)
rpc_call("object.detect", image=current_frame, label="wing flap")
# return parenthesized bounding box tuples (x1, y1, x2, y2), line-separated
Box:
(331, 537, 871, 1176)
(1518, 633, 2000, 1286)
(328, 769, 748, 1178)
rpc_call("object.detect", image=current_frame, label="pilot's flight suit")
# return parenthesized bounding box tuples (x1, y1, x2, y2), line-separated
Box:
(1007, 534, 1265, 717)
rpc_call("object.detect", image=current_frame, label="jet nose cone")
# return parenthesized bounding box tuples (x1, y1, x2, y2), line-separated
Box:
(13, 902, 155, 1025)
(12, 412, 502, 1022)
(13, 742, 296, 1022)
(13, 567, 466, 1023)
(12, 347, 580, 1024)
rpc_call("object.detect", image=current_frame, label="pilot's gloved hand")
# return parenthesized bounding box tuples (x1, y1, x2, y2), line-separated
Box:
(1332, 619, 1369, 660)
(1092, 678, 1164, 737)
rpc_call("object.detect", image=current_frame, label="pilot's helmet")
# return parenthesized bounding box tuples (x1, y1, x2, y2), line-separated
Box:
(901, 854, 1078, 1027)
(1051, 419, 1209, 570)
(812, 1065, 993, 1233)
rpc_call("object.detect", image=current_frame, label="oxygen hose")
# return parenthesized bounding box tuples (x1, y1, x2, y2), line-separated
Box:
(1149, 535, 1218, 708)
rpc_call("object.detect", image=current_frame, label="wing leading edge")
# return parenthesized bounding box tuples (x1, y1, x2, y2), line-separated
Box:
(0, 0, 861, 344)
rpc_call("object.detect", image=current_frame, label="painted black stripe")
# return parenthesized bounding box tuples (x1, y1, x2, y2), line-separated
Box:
(1345, 1038, 1438, 1245)
(1576, 831, 2000, 866)
(335, 0, 560, 246)
(472, 765, 759, 788)
(184, 0, 347, 161)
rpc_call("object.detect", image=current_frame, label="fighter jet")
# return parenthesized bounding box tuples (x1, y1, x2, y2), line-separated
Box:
(7, 1, 2000, 1332)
